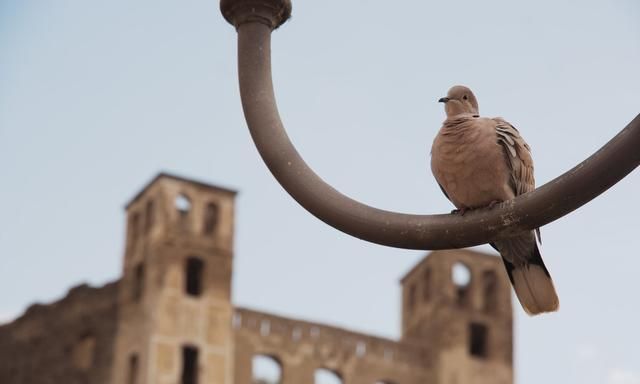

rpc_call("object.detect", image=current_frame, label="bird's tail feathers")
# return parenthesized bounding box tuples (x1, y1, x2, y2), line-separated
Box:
(495, 239, 559, 315)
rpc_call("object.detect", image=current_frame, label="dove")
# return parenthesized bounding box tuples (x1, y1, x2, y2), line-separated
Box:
(431, 85, 559, 315)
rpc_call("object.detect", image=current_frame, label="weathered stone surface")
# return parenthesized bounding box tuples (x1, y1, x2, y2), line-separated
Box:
(0, 282, 119, 384)
(0, 174, 514, 384)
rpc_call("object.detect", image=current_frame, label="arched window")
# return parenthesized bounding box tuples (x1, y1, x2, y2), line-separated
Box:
(175, 194, 192, 215)
(315, 368, 342, 384)
(133, 263, 144, 301)
(452, 262, 471, 306)
(422, 267, 431, 301)
(203, 202, 219, 235)
(144, 199, 155, 233)
(482, 270, 498, 313)
(129, 212, 140, 245)
(252, 355, 282, 384)
(407, 283, 416, 313)
(185, 257, 204, 297)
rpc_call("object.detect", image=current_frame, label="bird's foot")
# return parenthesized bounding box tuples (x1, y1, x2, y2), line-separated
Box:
(451, 202, 500, 215)
(451, 207, 469, 216)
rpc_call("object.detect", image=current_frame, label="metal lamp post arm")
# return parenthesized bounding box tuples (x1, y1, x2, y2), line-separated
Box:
(221, 0, 640, 250)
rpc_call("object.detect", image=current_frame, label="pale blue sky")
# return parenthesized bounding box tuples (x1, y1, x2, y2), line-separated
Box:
(1, 1, 639, 383)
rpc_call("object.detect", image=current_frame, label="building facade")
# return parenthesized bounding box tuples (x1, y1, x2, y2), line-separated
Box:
(0, 174, 513, 384)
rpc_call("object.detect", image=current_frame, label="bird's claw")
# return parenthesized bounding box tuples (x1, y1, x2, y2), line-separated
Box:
(451, 201, 502, 216)
(451, 207, 469, 216)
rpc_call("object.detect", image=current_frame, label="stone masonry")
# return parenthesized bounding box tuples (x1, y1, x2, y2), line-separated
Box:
(0, 173, 513, 384)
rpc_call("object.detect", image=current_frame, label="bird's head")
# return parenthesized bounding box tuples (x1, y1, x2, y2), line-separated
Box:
(439, 85, 479, 118)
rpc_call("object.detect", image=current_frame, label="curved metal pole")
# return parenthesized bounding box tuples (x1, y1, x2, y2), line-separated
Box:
(221, 0, 640, 250)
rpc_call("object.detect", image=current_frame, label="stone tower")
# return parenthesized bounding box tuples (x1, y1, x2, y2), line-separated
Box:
(400, 249, 514, 384)
(0, 172, 519, 384)
(110, 173, 237, 384)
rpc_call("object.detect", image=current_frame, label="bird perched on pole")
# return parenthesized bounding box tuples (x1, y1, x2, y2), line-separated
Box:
(431, 85, 559, 315)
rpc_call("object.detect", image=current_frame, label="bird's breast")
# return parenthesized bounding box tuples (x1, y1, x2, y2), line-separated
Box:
(431, 122, 513, 209)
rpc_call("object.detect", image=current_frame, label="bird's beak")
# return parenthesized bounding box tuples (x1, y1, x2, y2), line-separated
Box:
(438, 97, 450, 103)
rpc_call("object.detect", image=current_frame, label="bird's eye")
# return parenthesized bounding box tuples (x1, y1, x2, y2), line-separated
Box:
(463, 95, 468, 100)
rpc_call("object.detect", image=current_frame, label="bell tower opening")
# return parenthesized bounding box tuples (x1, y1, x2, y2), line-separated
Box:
(452, 261, 471, 306)
(185, 257, 204, 297)
(144, 199, 154, 234)
(175, 194, 192, 215)
(203, 202, 219, 235)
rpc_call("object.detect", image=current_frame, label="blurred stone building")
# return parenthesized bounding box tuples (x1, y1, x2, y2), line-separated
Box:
(0, 174, 513, 384)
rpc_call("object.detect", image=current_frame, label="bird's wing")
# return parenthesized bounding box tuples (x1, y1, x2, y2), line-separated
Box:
(492, 117, 535, 196)
(493, 117, 541, 242)
(437, 182, 452, 202)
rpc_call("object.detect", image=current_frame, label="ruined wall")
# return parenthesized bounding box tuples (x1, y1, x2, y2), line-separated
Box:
(0, 174, 516, 384)
(0, 282, 119, 384)
(233, 308, 435, 384)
